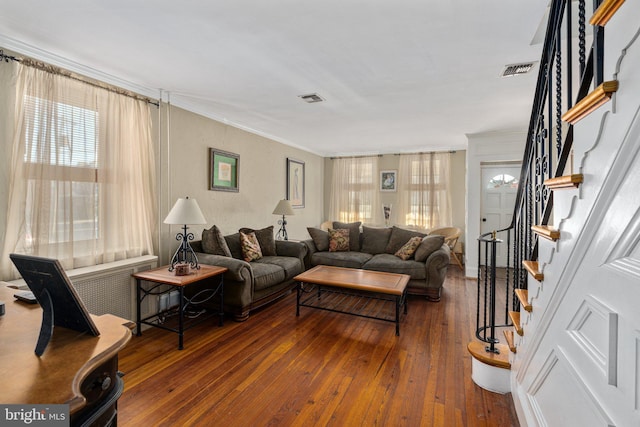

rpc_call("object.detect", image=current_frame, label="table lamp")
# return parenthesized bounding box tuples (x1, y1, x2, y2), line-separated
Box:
(164, 196, 207, 273)
(272, 199, 295, 240)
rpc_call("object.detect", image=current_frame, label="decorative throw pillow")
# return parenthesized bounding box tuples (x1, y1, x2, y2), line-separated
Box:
(307, 227, 330, 252)
(385, 226, 427, 254)
(414, 235, 445, 262)
(239, 226, 276, 256)
(240, 231, 263, 262)
(394, 236, 423, 260)
(361, 226, 392, 254)
(328, 228, 350, 252)
(201, 225, 232, 257)
(333, 221, 361, 251)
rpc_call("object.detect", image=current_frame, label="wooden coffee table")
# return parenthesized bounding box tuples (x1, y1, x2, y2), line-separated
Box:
(294, 265, 410, 336)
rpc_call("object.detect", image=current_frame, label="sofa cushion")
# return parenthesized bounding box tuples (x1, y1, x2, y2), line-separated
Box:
(307, 227, 330, 252)
(328, 228, 350, 252)
(394, 236, 423, 260)
(240, 231, 262, 262)
(385, 226, 428, 254)
(364, 254, 426, 280)
(415, 235, 446, 262)
(239, 226, 276, 256)
(201, 225, 232, 257)
(333, 221, 361, 251)
(224, 232, 244, 260)
(250, 262, 286, 291)
(361, 226, 392, 255)
(311, 251, 373, 269)
(254, 256, 303, 281)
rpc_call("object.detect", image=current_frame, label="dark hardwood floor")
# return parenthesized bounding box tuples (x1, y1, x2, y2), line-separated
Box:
(118, 266, 519, 426)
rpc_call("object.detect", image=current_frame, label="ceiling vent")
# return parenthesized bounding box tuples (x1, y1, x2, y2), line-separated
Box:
(501, 62, 535, 77)
(298, 93, 325, 103)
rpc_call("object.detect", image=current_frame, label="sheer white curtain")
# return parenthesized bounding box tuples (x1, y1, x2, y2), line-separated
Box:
(396, 152, 452, 230)
(1, 63, 156, 280)
(328, 156, 380, 224)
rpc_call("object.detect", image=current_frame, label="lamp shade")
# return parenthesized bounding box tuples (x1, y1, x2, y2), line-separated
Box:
(164, 197, 207, 225)
(272, 199, 295, 216)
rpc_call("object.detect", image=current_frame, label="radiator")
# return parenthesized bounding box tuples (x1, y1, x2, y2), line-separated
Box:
(9, 255, 158, 322)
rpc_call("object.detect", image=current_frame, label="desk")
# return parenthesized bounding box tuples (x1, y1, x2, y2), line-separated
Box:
(0, 285, 132, 426)
(132, 264, 227, 350)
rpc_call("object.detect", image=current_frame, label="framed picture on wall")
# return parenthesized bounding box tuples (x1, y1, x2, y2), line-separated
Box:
(209, 148, 239, 192)
(286, 158, 305, 208)
(380, 170, 397, 192)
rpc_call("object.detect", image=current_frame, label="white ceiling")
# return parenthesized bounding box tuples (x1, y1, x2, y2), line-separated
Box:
(0, 1, 549, 157)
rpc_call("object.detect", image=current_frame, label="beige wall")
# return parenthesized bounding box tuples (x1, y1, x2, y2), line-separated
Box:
(157, 104, 325, 264)
(322, 151, 467, 247)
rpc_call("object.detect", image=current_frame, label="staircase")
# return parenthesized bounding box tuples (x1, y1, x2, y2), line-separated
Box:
(470, 0, 640, 425)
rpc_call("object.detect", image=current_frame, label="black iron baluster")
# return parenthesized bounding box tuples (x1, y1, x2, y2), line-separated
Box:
(579, 0, 586, 75)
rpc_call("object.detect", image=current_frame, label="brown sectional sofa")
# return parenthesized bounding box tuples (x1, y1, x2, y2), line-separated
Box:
(303, 222, 450, 301)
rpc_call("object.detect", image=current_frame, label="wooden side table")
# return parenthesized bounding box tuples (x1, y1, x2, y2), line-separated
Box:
(132, 264, 227, 350)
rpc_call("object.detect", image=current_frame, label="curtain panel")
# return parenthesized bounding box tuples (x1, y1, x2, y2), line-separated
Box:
(1, 63, 156, 280)
(397, 152, 452, 230)
(328, 156, 380, 224)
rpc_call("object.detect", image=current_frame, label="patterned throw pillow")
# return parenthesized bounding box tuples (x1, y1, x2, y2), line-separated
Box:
(328, 228, 350, 252)
(394, 236, 423, 260)
(333, 221, 361, 251)
(240, 231, 263, 262)
(239, 226, 276, 256)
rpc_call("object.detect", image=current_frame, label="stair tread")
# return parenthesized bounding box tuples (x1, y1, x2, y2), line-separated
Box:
(590, 0, 625, 26)
(532, 224, 560, 241)
(467, 341, 511, 369)
(522, 261, 544, 281)
(544, 174, 583, 190)
(503, 330, 516, 353)
(509, 311, 523, 336)
(562, 80, 618, 124)
(515, 289, 532, 312)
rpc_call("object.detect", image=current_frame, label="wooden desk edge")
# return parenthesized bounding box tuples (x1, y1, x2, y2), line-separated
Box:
(69, 314, 133, 413)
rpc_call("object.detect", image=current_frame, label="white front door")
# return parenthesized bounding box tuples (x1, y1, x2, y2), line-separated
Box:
(480, 164, 520, 267)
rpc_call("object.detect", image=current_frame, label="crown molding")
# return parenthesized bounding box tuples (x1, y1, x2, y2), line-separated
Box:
(0, 34, 161, 100)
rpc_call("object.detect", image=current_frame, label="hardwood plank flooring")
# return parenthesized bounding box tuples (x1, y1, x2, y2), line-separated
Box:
(118, 267, 519, 426)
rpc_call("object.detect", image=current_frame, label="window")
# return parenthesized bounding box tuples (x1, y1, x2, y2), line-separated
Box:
(23, 95, 100, 248)
(397, 152, 452, 229)
(487, 174, 519, 189)
(1, 63, 156, 279)
(329, 157, 380, 224)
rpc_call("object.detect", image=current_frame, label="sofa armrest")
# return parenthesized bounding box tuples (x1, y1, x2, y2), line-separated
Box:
(301, 239, 317, 269)
(195, 252, 253, 283)
(424, 244, 450, 287)
(275, 240, 308, 271)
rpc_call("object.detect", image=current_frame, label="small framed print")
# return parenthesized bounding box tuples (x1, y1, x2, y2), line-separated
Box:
(380, 170, 397, 192)
(286, 158, 305, 208)
(209, 148, 239, 192)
